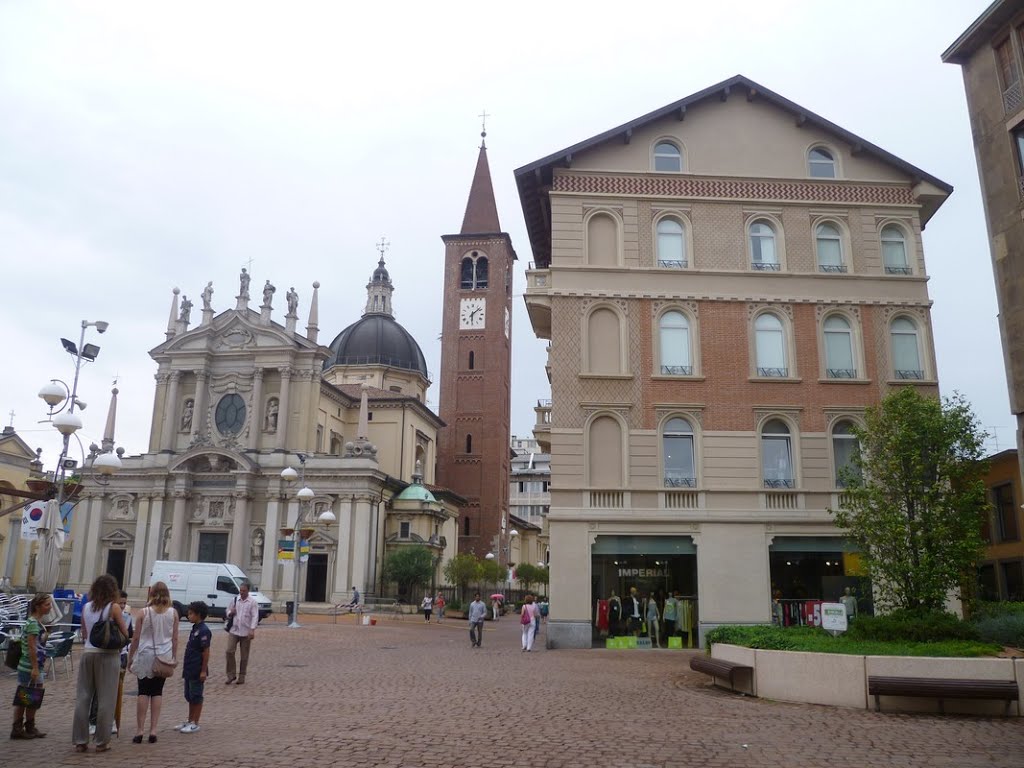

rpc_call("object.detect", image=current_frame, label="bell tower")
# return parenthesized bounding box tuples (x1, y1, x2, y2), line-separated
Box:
(438, 132, 516, 562)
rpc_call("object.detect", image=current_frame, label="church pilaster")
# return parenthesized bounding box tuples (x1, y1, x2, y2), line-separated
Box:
(190, 370, 209, 442)
(275, 367, 293, 450)
(144, 496, 165, 579)
(230, 491, 250, 567)
(248, 368, 264, 451)
(129, 495, 151, 587)
(168, 490, 188, 560)
(161, 371, 181, 452)
(262, 494, 283, 592)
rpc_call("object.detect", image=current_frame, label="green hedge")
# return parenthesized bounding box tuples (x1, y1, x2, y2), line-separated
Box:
(847, 609, 979, 643)
(704, 624, 796, 651)
(971, 601, 1024, 621)
(974, 614, 1024, 648)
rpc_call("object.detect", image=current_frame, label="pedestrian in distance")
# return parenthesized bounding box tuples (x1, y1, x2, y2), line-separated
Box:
(520, 594, 540, 652)
(10, 593, 51, 740)
(420, 594, 433, 622)
(126, 581, 179, 743)
(72, 573, 130, 753)
(224, 581, 259, 685)
(468, 592, 487, 648)
(175, 602, 211, 734)
(434, 592, 446, 623)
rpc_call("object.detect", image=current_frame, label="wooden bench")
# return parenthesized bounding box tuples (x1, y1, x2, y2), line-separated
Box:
(868, 675, 1019, 715)
(689, 655, 753, 693)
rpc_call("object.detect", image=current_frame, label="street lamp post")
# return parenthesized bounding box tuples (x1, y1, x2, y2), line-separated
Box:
(280, 454, 336, 628)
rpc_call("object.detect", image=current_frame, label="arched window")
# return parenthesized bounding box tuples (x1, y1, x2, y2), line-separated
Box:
(755, 313, 788, 377)
(761, 419, 794, 488)
(749, 220, 779, 270)
(653, 141, 682, 172)
(461, 252, 489, 289)
(465, 434, 473, 453)
(881, 225, 910, 274)
(587, 307, 622, 374)
(823, 315, 856, 378)
(460, 257, 474, 289)
(587, 213, 618, 266)
(475, 257, 489, 288)
(468, 351, 475, 370)
(588, 415, 623, 487)
(816, 222, 845, 272)
(832, 420, 861, 488)
(662, 417, 695, 488)
(808, 147, 836, 178)
(656, 218, 686, 268)
(659, 311, 691, 375)
(890, 317, 923, 379)
(463, 516, 470, 536)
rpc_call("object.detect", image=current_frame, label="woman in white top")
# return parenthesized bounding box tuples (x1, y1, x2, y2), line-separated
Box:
(126, 581, 179, 743)
(72, 574, 130, 752)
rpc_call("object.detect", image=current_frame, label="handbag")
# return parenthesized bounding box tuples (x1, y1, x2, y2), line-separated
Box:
(520, 606, 532, 626)
(148, 608, 177, 679)
(89, 604, 128, 650)
(224, 597, 236, 632)
(4, 638, 21, 670)
(12, 683, 44, 710)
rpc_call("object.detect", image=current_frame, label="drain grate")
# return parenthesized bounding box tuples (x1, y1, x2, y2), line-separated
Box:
(378, 646, 398, 650)
(282, 663, 307, 668)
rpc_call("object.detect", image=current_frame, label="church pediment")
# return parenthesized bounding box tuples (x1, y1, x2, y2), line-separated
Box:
(100, 527, 134, 545)
(151, 310, 320, 358)
(169, 447, 257, 474)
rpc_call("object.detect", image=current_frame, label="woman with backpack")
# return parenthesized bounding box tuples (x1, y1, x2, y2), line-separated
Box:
(72, 574, 130, 753)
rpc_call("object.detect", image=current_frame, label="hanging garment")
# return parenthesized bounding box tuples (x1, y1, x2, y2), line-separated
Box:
(595, 599, 610, 634)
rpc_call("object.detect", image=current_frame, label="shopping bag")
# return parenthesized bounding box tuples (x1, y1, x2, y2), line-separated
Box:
(668, 636, 683, 649)
(12, 683, 44, 709)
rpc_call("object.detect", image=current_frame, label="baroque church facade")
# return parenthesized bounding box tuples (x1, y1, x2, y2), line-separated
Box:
(63, 252, 461, 604)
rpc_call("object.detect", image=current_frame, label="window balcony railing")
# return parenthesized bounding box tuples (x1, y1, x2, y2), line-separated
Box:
(827, 368, 857, 379)
(664, 475, 696, 488)
(657, 259, 687, 269)
(884, 266, 912, 275)
(764, 478, 795, 489)
(752, 262, 781, 271)
(818, 264, 847, 273)
(757, 367, 789, 378)
(660, 365, 693, 376)
(895, 369, 924, 380)
(1004, 81, 1023, 115)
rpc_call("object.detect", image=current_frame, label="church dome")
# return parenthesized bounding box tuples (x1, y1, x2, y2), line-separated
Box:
(325, 315, 429, 377)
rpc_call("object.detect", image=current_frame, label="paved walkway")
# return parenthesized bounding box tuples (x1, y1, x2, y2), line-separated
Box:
(5, 612, 1024, 767)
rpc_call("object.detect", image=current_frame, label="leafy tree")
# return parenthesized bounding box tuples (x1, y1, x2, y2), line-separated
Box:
(516, 563, 542, 592)
(443, 553, 481, 602)
(832, 388, 988, 612)
(382, 545, 434, 599)
(479, 558, 505, 591)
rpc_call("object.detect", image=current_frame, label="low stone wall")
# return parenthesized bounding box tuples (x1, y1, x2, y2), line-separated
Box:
(709, 644, 1023, 716)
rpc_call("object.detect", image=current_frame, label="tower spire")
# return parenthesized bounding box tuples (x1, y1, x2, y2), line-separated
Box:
(460, 128, 501, 235)
(364, 242, 395, 317)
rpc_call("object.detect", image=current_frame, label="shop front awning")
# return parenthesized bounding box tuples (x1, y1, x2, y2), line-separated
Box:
(592, 535, 696, 555)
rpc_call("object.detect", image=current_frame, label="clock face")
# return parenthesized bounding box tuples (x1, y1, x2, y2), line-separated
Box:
(459, 297, 485, 330)
(504, 306, 510, 339)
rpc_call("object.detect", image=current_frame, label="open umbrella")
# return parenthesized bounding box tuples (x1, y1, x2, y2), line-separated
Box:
(490, 594, 505, 601)
(33, 500, 65, 594)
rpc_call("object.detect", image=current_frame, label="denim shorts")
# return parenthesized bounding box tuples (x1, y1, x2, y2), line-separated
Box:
(184, 678, 205, 704)
(16, 670, 45, 685)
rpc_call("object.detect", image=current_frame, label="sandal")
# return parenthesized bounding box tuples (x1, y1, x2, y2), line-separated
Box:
(132, 735, 143, 744)
(95, 743, 111, 752)
(148, 735, 157, 743)
(74, 744, 88, 753)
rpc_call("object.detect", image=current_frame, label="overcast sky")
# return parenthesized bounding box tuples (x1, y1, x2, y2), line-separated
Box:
(0, 0, 1009, 474)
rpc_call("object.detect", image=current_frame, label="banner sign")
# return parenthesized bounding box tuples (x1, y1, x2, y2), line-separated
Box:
(21, 502, 45, 540)
(821, 602, 848, 634)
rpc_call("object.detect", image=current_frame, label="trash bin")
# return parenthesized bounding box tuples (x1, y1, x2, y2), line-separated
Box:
(285, 601, 295, 622)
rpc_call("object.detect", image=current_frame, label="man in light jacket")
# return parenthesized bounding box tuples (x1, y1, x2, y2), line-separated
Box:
(468, 592, 487, 648)
(224, 582, 259, 685)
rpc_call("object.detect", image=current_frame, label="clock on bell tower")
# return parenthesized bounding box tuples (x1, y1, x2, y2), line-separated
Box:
(438, 134, 517, 562)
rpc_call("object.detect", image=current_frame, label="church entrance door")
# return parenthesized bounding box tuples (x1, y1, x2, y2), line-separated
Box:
(305, 554, 328, 602)
(105, 549, 126, 589)
(198, 532, 229, 563)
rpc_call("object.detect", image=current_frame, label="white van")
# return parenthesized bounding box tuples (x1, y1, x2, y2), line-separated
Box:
(149, 561, 273, 622)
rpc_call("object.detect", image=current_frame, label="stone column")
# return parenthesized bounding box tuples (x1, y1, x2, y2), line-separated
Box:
(262, 495, 282, 594)
(81, 494, 105, 585)
(191, 370, 209, 441)
(130, 495, 150, 587)
(248, 368, 264, 451)
(307, 369, 322, 452)
(149, 374, 169, 453)
(331, 495, 350, 601)
(2, 517, 20, 581)
(284, 498, 299, 601)
(230, 491, 250, 567)
(69, 493, 93, 585)
(144, 496, 165, 579)
(275, 367, 292, 450)
(161, 371, 181, 452)
(168, 491, 188, 560)
(349, 495, 372, 595)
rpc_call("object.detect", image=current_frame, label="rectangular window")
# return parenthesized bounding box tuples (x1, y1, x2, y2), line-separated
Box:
(1003, 560, 1024, 601)
(994, 483, 1019, 542)
(400, 521, 410, 539)
(998, 37, 1023, 113)
(978, 564, 999, 601)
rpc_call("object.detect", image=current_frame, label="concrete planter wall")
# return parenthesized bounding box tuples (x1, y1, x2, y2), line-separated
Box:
(709, 644, 1022, 716)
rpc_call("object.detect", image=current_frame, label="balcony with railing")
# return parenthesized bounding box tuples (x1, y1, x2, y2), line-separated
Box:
(757, 367, 789, 378)
(894, 369, 924, 380)
(657, 259, 687, 269)
(751, 261, 781, 272)
(660, 365, 693, 376)
(524, 263, 552, 339)
(533, 399, 552, 453)
(818, 264, 847, 273)
(1004, 81, 1023, 115)
(884, 266, 912, 275)
(826, 368, 857, 380)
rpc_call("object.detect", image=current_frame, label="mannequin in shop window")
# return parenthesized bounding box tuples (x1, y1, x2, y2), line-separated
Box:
(645, 593, 661, 648)
(841, 587, 857, 622)
(607, 591, 622, 636)
(772, 590, 784, 626)
(625, 587, 643, 636)
(662, 591, 677, 643)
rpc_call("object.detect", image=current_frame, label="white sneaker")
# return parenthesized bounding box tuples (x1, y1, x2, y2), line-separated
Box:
(89, 724, 96, 736)
(180, 722, 201, 734)
(111, 723, 118, 735)
(173, 721, 191, 731)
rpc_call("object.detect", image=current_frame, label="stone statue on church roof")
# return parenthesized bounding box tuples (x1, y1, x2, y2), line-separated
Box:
(286, 286, 298, 316)
(262, 280, 276, 308)
(201, 281, 213, 311)
(239, 268, 250, 301)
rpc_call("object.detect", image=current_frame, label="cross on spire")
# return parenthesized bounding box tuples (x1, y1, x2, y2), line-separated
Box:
(479, 109, 490, 139)
(7, 410, 14, 428)
(376, 237, 390, 258)
(242, 256, 255, 273)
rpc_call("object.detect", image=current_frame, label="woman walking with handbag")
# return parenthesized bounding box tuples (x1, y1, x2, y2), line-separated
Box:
(10, 593, 51, 739)
(126, 581, 178, 744)
(72, 574, 130, 752)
